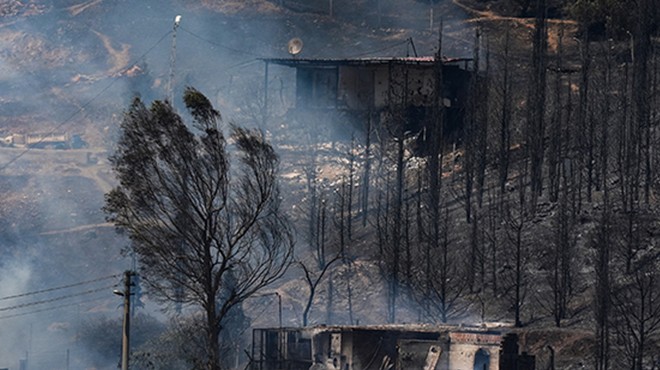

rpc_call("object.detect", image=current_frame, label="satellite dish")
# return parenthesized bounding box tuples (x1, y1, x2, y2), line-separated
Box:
(288, 38, 303, 56)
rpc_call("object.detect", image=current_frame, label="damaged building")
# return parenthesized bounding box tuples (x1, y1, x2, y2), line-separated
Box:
(251, 324, 535, 370)
(261, 56, 473, 147)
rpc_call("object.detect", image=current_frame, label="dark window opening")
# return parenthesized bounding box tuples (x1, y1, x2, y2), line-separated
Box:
(296, 67, 338, 108)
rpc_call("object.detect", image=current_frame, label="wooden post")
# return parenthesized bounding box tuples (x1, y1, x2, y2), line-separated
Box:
(119, 271, 132, 370)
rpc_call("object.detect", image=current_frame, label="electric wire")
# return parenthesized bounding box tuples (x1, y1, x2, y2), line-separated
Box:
(346, 39, 411, 58)
(225, 58, 261, 71)
(179, 27, 265, 57)
(0, 294, 112, 320)
(0, 274, 119, 301)
(0, 284, 116, 312)
(0, 29, 174, 172)
(181, 23, 412, 61)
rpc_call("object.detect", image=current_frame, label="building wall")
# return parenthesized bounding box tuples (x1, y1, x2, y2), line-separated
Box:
(371, 65, 435, 109)
(373, 66, 389, 108)
(313, 330, 503, 370)
(341, 331, 354, 370)
(252, 327, 524, 370)
(447, 344, 501, 370)
(338, 66, 374, 110)
(446, 332, 502, 370)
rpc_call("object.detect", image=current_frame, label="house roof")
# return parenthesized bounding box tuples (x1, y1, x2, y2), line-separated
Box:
(261, 56, 472, 68)
(255, 322, 512, 335)
(309, 324, 505, 336)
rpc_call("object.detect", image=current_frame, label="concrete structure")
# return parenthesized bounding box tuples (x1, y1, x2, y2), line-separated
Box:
(251, 325, 535, 370)
(1, 132, 87, 149)
(446, 331, 502, 370)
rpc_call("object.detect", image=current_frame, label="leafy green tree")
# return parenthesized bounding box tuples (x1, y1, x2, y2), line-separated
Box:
(104, 87, 293, 370)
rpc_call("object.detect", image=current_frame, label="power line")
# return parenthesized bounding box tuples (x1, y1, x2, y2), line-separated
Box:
(346, 39, 411, 58)
(0, 295, 111, 320)
(181, 24, 411, 61)
(0, 274, 119, 301)
(179, 27, 265, 58)
(0, 29, 173, 172)
(225, 59, 260, 71)
(0, 285, 115, 312)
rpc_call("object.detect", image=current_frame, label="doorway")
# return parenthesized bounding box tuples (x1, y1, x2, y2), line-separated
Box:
(473, 348, 490, 370)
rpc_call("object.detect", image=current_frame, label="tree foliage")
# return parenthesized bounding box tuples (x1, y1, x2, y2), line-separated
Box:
(104, 87, 293, 370)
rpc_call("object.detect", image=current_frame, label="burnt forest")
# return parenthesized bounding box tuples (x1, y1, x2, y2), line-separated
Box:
(0, 0, 658, 370)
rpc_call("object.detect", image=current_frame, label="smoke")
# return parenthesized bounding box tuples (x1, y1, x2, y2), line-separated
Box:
(0, 0, 473, 141)
(0, 1, 478, 368)
(0, 259, 33, 370)
(0, 260, 31, 298)
(0, 162, 132, 369)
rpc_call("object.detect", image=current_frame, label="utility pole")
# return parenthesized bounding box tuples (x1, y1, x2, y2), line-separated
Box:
(167, 15, 182, 104)
(114, 271, 133, 370)
(429, 0, 434, 32)
(276, 292, 282, 329)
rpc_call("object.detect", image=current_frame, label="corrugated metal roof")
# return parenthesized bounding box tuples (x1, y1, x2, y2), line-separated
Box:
(261, 56, 472, 67)
(257, 322, 511, 335)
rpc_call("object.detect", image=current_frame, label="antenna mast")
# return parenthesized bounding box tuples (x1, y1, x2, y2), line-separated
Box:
(167, 15, 182, 104)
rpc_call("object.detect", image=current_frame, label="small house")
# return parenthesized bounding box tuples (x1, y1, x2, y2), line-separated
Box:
(262, 56, 473, 142)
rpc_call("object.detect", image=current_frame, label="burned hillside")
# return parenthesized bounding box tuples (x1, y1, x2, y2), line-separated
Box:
(258, 2, 660, 370)
(0, 0, 658, 370)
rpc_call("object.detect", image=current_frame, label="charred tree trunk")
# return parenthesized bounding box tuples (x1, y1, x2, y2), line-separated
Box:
(594, 149, 612, 370)
(527, 0, 548, 210)
(476, 36, 490, 209)
(505, 157, 529, 328)
(548, 25, 564, 203)
(388, 128, 405, 324)
(633, 0, 653, 205)
(464, 28, 480, 223)
(423, 27, 445, 318)
(206, 300, 221, 370)
(550, 162, 574, 327)
(362, 112, 373, 227)
(578, 32, 593, 204)
(486, 190, 499, 297)
(498, 29, 513, 208)
(347, 137, 355, 240)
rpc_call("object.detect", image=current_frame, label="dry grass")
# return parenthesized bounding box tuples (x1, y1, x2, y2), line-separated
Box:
(198, 0, 283, 15)
(67, 0, 104, 16)
(453, 0, 579, 53)
(91, 30, 131, 76)
(0, 30, 78, 69)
